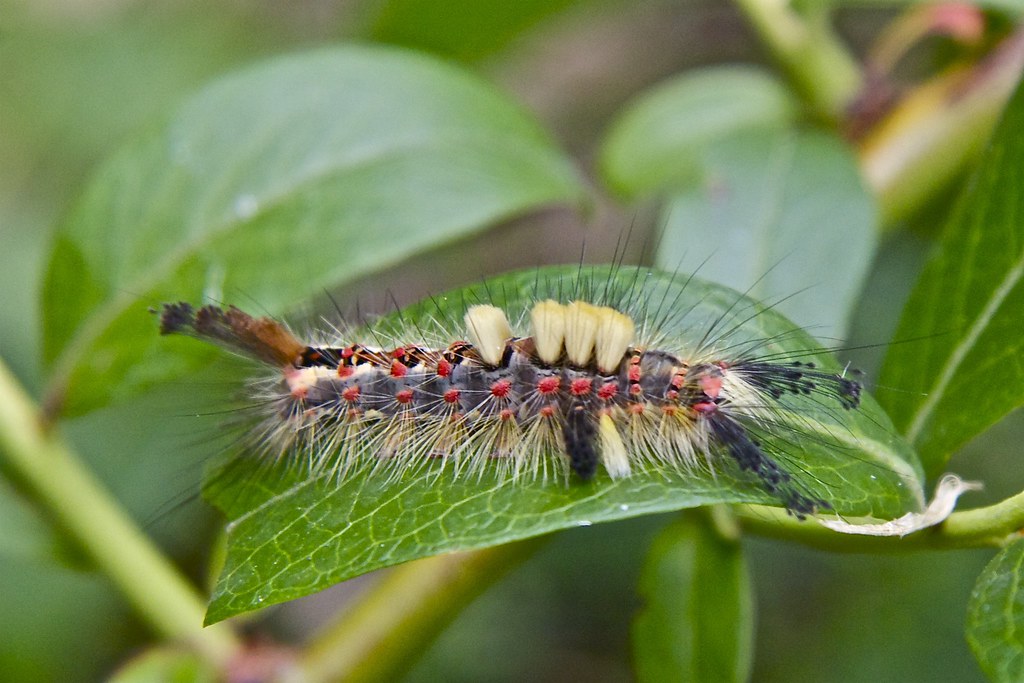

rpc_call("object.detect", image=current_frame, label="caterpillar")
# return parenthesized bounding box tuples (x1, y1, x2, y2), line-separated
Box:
(158, 266, 867, 518)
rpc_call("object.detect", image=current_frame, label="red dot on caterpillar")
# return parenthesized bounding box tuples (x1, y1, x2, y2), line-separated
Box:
(490, 379, 512, 399)
(537, 377, 560, 395)
(570, 377, 593, 396)
(389, 359, 408, 378)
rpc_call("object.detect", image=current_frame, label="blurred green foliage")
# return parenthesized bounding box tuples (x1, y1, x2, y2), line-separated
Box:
(3, 1, 1024, 681)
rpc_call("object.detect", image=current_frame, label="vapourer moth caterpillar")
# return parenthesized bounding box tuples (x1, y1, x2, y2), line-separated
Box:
(159, 265, 922, 621)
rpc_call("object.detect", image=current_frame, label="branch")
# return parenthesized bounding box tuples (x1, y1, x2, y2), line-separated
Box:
(732, 0, 861, 122)
(297, 539, 544, 683)
(0, 359, 241, 667)
(734, 488, 1024, 553)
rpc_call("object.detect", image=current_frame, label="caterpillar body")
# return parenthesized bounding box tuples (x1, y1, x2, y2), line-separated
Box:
(159, 267, 866, 517)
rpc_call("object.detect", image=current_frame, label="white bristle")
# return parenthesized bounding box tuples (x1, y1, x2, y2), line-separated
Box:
(599, 413, 631, 479)
(594, 308, 635, 374)
(530, 300, 566, 364)
(464, 305, 513, 366)
(564, 301, 600, 366)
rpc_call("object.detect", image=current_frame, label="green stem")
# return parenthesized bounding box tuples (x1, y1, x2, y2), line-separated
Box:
(298, 539, 544, 683)
(734, 489, 1024, 553)
(732, 0, 861, 122)
(0, 359, 241, 667)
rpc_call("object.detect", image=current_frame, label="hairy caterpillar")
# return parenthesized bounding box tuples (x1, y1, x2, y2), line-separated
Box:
(158, 265, 871, 518)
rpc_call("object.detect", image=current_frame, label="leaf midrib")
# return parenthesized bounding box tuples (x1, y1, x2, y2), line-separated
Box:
(904, 248, 1024, 445)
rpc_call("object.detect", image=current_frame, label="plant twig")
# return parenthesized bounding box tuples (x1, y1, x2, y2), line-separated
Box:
(734, 488, 1024, 553)
(0, 359, 241, 667)
(297, 539, 544, 683)
(732, 0, 861, 122)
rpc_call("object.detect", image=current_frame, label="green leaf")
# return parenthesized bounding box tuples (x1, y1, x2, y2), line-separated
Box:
(371, 0, 581, 61)
(967, 537, 1024, 682)
(201, 265, 923, 623)
(600, 66, 797, 198)
(877, 76, 1024, 476)
(656, 129, 877, 340)
(633, 512, 752, 683)
(40, 45, 585, 417)
(598, 67, 873, 339)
